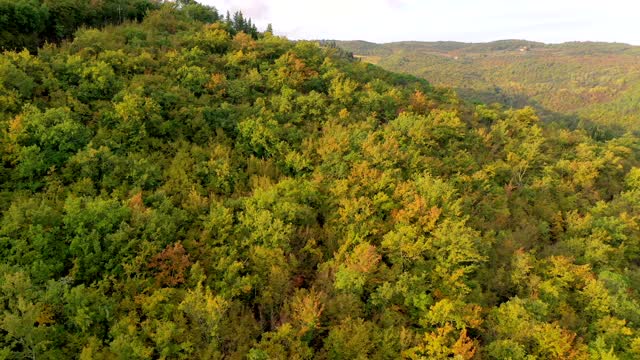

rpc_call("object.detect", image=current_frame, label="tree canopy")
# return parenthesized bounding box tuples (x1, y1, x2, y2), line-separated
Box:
(1, 2, 640, 359)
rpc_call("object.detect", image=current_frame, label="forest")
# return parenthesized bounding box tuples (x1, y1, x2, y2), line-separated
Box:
(335, 40, 640, 137)
(1, 1, 640, 359)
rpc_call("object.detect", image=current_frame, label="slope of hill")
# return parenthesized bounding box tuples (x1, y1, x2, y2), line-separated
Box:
(2, 3, 640, 359)
(336, 39, 640, 134)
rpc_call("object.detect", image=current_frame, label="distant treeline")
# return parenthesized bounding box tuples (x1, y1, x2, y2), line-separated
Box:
(0, 0, 260, 52)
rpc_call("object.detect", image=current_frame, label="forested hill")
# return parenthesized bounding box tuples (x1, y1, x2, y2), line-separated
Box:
(334, 39, 640, 135)
(2, 2, 640, 359)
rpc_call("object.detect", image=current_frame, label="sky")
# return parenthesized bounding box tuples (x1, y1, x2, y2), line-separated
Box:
(202, 0, 640, 45)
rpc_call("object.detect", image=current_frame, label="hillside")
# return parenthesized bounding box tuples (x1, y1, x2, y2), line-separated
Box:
(335, 39, 640, 135)
(2, 2, 640, 359)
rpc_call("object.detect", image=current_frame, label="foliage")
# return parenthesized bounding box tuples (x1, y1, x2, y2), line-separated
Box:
(1, 2, 640, 358)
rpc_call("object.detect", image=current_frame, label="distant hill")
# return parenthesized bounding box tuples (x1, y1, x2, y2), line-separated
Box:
(335, 39, 640, 134)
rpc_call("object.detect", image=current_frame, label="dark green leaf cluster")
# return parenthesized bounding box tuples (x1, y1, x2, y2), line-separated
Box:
(0, 0, 158, 52)
(224, 10, 259, 39)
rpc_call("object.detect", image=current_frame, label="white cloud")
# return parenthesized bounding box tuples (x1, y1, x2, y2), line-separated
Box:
(201, 0, 640, 44)
(218, 0, 270, 20)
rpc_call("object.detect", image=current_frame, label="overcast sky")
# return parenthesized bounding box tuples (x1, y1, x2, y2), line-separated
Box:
(201, 0, 639, 45)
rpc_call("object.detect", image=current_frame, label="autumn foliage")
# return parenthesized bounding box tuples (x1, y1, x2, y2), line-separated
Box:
(1, 2, 640, 359)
